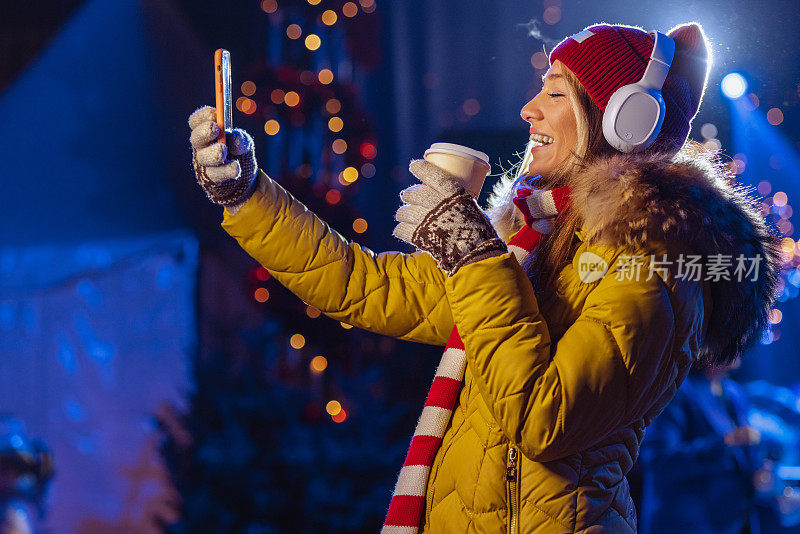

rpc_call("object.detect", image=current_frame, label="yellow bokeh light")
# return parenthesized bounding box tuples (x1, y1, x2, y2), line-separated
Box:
(353, 218, 368, 233)
(264, 120, 280, 135)
(241, 81, 256, 96)
(326, 400, 342, 416)
(322, 9, 338, 25)
(306, 305, 321, 318)
(326, 98, 342, 114)
(305, 34, 321, 51)
(318, 68, 334, 84)
(342, 166, 358, 182)
(342, 2, 358, 17)
(307, 0, 321, 4)
(310, 355, 328, 373)
(774, 192, 789, 207)
(781, 237, 795, 254)
(340, 322, 353, 329)
(254, 288, 270, 302)
(290, 333, 306, 349)
(328, 116, 344, 132)
(286, 24, 302, 40)
(332, 139, 347, 154)
(284, 91, 300, 107)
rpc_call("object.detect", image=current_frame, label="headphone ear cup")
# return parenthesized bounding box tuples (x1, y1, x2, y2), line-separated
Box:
(603, 84, 666, 153)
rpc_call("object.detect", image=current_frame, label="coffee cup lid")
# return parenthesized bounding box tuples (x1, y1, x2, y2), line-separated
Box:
(424, 142, 490, 167)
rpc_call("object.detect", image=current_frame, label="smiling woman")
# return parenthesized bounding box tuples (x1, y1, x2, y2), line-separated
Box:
(187, 21, 782, 534)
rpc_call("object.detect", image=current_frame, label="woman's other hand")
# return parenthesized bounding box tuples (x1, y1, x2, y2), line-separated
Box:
(393, 159, 507, 276)
(188, 106, 258, 208)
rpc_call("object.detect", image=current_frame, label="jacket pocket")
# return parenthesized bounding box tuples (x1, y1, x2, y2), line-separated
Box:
(506, 446, 520, 534)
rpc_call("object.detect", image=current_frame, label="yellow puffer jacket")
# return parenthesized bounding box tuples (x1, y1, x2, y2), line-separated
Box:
(220, 151, 780, 533)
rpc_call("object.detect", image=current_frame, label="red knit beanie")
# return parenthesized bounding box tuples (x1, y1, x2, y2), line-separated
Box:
(549, 22, 711, 151)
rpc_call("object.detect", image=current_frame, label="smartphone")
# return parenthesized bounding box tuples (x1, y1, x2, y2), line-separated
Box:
(214, 49, 232, 145)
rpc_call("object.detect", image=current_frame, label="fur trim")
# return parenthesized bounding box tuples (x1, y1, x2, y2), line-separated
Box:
(487, 148, 783, 365)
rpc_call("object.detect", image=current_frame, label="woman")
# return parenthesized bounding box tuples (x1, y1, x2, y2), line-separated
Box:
(188, 22, 781, 533)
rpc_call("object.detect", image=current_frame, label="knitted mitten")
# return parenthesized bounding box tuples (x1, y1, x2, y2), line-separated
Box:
(188, 106, 257, 211)
(393, 159, 507, 276)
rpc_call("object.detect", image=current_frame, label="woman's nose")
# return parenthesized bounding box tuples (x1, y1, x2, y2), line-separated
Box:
(520, 97, 543, 123)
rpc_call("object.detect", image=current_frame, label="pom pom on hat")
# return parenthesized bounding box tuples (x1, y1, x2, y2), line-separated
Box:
(549, 22, 711, 152)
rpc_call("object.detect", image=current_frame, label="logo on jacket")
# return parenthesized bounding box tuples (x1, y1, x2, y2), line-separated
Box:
(577, 251, 609, 283)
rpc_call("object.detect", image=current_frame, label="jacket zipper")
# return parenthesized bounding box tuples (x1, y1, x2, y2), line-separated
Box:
(506, 447, 519, 534)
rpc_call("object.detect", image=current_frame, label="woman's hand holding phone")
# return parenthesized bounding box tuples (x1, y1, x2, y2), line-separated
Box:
(188, 106, 258, 209)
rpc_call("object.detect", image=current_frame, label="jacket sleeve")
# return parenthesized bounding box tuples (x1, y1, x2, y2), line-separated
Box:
(444, 250, 677, 462)
(221, 170, 454, 346)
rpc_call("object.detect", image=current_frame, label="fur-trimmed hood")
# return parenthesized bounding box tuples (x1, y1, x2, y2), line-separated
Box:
(488, 148, 783, 364)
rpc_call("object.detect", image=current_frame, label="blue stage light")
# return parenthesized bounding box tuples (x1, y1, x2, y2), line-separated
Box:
(721, 72, 747, 99)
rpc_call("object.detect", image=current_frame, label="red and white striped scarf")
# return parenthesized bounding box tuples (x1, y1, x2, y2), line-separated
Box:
(382, 184, 572, 533)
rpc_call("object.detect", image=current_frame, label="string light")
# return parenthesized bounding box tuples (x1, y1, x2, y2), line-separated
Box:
(322, 10, 338, 25)
(318, 69, 334, 84)
(290, 334, 306, 349)
(305, 34, 322, 51)
(328, 117, 344, 132)
(265, 120, 280, 135)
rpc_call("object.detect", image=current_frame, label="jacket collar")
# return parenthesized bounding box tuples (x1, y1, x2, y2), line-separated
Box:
(566, 148, 782, 364)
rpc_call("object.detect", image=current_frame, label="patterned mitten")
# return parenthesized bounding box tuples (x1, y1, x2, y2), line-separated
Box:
(188, 106, 258, 210)
(393, 159, 508, 276)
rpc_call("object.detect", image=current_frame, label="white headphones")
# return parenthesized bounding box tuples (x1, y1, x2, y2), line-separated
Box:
(601, 31, 676, 153)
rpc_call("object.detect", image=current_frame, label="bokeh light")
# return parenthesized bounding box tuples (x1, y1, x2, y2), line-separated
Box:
(299, 70, 316, 85)
(325, 98, 342, 114)
(318, 69, 334, 84)
(361, 162, 376, 178)
(360, 141, 376, 159)
(322, 10, 338, 25)
(254, 288, 270, 303)
(286, 24, 302, 40)
(758, 181, 771, 196)
(290, 334, 306, 349)
(270, 89, 285, 104)
(767, 108, 784, 126)
(310, 355, 327, 373)
(463, 98, 480, 116)
(332, 409, 348, 423)
(325, 189, 342, 205)
(241, 81, 256, 96)
(332, 139, 348, 154)
(260, 0, 277, 13)
(264, 120, 280, 135)
(307, 0, 321, 4)
(774, 192, 788, 207)
(721, 73, 747, 99)
(256, 267, 271, 281)
(328, 116, 344, 132)
(284, 91, 300, 107)
(342, 2, 358, 17)
(700, 123, 717, 139)
(543, 6, 561, 24)
(306, 305, 321, 318)
(305, 34, 321, 51)
(531, 52, 549, 70)
(342, 166, 358, 182)
(353, 218, 368, 233)
(326, 400, 342, 416)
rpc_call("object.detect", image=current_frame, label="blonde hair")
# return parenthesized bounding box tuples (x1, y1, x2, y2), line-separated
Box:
(485, 64, 614, 294)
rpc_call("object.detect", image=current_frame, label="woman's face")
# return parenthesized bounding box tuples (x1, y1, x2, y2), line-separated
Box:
(519, 60, 579, 178)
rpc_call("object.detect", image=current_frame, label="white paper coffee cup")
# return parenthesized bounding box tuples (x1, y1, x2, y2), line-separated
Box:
(423, 142, 491, 199)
